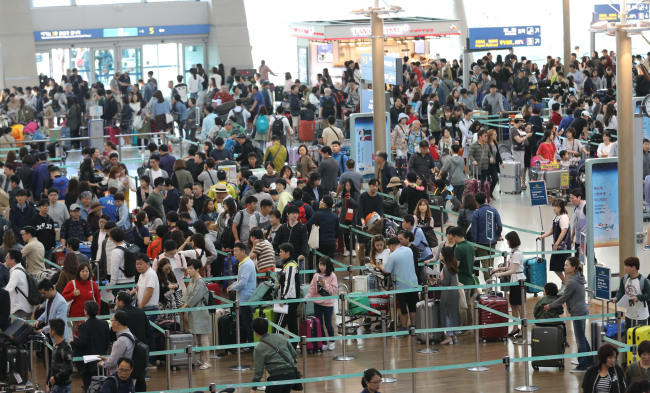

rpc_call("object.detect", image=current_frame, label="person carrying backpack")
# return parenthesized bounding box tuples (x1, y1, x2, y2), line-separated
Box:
(95, 357, 136, 393)
(109, 228, 136, 296)
(319, 88, 336, 120)
(98, 311, 135, 378)
(611, 257, 650, 331)
(227, 99, 250, 131)
(253, 106, 270, 150)
(4, 249, 35, 320)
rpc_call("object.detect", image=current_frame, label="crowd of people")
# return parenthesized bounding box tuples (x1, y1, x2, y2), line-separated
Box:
(1, 47, 650, 393)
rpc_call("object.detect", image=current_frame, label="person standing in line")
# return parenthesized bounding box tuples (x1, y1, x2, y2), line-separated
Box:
(538, 199, 571, 288)
(570, 188, 587, 258)
(471, 192, 502, 282)
(180, 258, 212, 369)
(275, 243, 300, 340)
(611, 257, 650, 331)
(227, 242, 257, 346)
(305, 256, 338, 351)
(46, 319, 73, 393)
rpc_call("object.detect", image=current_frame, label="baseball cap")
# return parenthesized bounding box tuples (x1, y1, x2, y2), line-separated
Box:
(581, 110, 590, 117)
(70, 203, 81, 211)
(236, 133, 247, 139)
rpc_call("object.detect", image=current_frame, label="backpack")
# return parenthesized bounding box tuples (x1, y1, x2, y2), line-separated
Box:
(383, 219, 399, 238)
(321, 96, 335, 118)
(307, 145, 321, 165)
(123, 334, 149, 380)
(51, 100, 61, 112)
(271, 116, 285, 138)
(87, 376, 118, 393)
(253, 146, 265, 164)
(147, 237, 162, 260)
(294, 202, 307, 224)
(222, 213, 240, 249)
(125, 225, 143, 246)
(233, 109, 246, 128)
(15, 267, 44, 305)
(331, 89, 345, 107)
(52, 176, 68, 198)
(116, 244, 138, 278)
(256, 115, 269, 134)
(253, 211, 272, 232)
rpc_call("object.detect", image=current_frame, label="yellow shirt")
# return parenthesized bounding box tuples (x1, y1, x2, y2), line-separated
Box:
(207, 181, 237, 201)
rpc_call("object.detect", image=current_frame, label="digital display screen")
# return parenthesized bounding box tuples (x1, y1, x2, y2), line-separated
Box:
(34, 24, 209, 41)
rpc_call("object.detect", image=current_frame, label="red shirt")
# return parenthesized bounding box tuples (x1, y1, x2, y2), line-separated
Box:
(428, 145, 440, 160)
(61, 279, 100, 318)
(536, 142, 557, 161)
(214, 91, 234, 104)
(550, 112, 562, 126)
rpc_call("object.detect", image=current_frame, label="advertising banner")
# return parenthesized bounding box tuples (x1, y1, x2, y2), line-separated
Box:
(589, 160, 619, 248)
(349, 113, 392, 175)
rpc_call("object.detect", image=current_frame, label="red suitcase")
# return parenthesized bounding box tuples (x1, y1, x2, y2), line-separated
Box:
(299, 316, 323, 353)
(368, 295, 389, 312)
(299, 120, 315, 142)
(105, 126, 119, 145)
(477, 294, 508, 342)
(206, 283, 222, 305)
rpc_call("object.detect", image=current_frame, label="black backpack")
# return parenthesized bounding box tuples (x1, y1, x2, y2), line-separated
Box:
(123, 334, 149, 380)
(15, 267, 44, 305)
(321, 96, 335, 117)
(272, 116, 284, 137)
(233, 109, 246, 128)
(117, 244, 138, 278)
(220, 214, 238, 249)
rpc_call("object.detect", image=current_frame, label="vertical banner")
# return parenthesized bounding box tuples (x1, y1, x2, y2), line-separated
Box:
(349, 113, 392, 175)
(590, 161, 619, 247)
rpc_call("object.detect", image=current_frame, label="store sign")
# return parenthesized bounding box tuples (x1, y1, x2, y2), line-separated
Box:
(468, 26, 541, 50)
(360, 54, 403, 85)
(594, 3, 649, 22)
(290, 25, 316, 36)
(34, 24, 210, 41)
(351, 24, 410, 37)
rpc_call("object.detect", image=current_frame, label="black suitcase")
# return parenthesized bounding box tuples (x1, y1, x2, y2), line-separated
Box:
(218, 314, 236, 349)
(6, 347, 29, 385)
(3, 319, 35, 346)
(531, 324, 565, 370)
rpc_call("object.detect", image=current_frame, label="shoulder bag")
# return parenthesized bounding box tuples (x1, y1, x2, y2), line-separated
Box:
(259, 338, 303, 391)
(308, 213, 320, 249)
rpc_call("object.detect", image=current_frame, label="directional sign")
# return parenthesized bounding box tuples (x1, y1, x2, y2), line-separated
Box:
(89, 106, 103, 118)
(529, 180, 548, 206)
(486, 210, 495, 242)
(594, 3, 650, 22)
(468, 26, 541, 50)
(595, 266, 611, 301)
(34, 24, 209, 41)
(360, 54, 403, 86)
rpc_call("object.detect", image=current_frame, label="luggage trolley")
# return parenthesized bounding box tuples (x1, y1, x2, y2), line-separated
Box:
(340, 267, 392, 333)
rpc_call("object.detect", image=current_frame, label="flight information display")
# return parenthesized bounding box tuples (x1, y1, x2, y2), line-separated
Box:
(34, 24, 209, 41)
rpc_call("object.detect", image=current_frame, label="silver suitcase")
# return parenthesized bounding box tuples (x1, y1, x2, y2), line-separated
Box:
(169, 333, 194, 368)
(500, 175, 522, 194)
(543, 169, 569, 190)
(416, 300, 443, 343)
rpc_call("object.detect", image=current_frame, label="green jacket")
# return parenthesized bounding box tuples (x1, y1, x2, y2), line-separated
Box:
(454, 240, 475, 285)
(533, 295, 564, 323)
(252, 333, 297, 383)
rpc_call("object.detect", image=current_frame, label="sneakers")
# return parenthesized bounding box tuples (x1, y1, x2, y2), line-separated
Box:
(452, 336, 458, 344)
(644, 245, 650, 252)
(328, 342, 335, 351)
(352, 250, 357, 257)
(199, 363, 212, 370)
(440, 336, 453, 345)
(342, 250, 350, 257)
(570, 367, 587, 373)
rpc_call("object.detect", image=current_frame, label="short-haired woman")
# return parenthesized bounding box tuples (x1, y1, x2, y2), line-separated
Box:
(581, 343, 626, 393)
(626, 340, 650, 385)
(491, 231, 526, 337)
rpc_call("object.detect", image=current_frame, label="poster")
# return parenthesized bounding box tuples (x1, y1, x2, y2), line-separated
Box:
(317, 44, 333, 63)
(591, 161, 619, 247)
(349, 113, 391, 175)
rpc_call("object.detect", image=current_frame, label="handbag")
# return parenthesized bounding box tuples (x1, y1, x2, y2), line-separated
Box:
(308, 213, 320, 249)
(458, 282, 468, 310)
(344, 198, 354, 223)
(317, 281, 331, 297)
(165, 113, 173, 124)
(273, 303, 289, 314)
(66, 280, 77, 313)
(259, 339, 303, 391)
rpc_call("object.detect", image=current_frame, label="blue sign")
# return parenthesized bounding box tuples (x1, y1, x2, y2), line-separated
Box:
(34, 24, 210, 41)
(594, 3, 649, 22)
(486, 210, 495, 242)
(595, 266, 611, 301)
(529, 180, 548, 206)
(349, 113, 392, 174)
(468, 26, 541, 51)
(360, 54, 403, 85)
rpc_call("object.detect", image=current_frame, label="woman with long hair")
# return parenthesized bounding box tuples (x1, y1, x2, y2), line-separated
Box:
(438, 246, 460, 345)
(199, 199, 218, 223)
(156, 257, 182, 321)
(280, 165, 298, 192)
(137, 175, 152, 208)
(636, 64, 650, 97)
(486, 128, 504, 198)
(216, 198, 237, 247)
(603, 103, 618, 131)
(539, 199, 571, 285)
(65, 178, 80, 209)
(536, 129, 557, 162)
(339, 178, 360, 257)
(369, 235, 390, 266)
(61, 262, 100, 336)
(106, 166, 125, 194)
(152, 90, 172, 132)
(178, 233, 213, 277)
(132, 211, 152, 254)
(305, 256, 338, 351)
(56, 252, 80, 293)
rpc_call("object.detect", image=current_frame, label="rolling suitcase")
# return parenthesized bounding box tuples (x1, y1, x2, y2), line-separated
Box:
(500, 161, 522, 194)
(253, 307, 274, 342)
(531, 324, 565, 370)
(416, 300, 444, 343)
(169, 333, 194, 368)
(591, 317, 624, 363)
(3, 318, 35, 346)
(60, 126, 71, 149)
(477, 294, 508, 342)
(299, 120, 315, 142)
(218, 313, 236, 346)
(543, 168, 569, 190)
(368, 295, 389, 312)
(299, 316, 323, 353)
(524, 242, 547, 294)
(206, 283, 222, 305)
(6, 347, 29, 385)
(104, 126, 119, 145)
(288, 146, 299, 166)
(627, 324, 650, 365)
(301, 285, 314, 317)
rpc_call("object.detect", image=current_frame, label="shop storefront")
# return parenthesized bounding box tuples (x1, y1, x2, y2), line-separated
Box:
(33, 24, 209, 98)
(289, 17, 460, 86)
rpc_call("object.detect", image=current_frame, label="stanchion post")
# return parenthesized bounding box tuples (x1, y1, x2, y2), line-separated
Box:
(44, 342, 50, 381)
(467, 300, 489, 372)
(210, 311, 219, 359)
(381, 310, 397, 383)
(165, 330, 171, 390)
(209, 382, 216, 392)
(418, 287, 438, 354)
(348, 266, 354, 292)
(228, 300, 251, 371)
(389, 278, 401, 340)
(410, 327, 416, 393)
(504, 356, 511, 393)
(29, 340, 36, 389)
(186, 345, 193, 389)
(514, 280, 527, 345)
(349, 223, 354, 266)
(301, 336, 308, 393)
(616, 305, 624, 367)
(515, 319, 539, 392)
(333, 294, 355, 361)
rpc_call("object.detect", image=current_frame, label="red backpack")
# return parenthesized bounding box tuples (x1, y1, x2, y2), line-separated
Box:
(297, 202, 307, 224)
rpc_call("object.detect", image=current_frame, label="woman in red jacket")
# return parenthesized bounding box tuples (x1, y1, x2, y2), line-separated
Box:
(62, 262, 100, 337)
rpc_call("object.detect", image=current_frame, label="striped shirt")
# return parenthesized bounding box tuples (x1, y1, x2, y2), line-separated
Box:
(253, 240, 275, 273)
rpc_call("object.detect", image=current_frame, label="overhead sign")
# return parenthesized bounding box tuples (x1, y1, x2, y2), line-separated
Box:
(360, 88, 391, 114)
(360, 54, 403, 85)
(595, 266, 611, 301)
(34, 24, 210, 41)
(468, 26, 541, 50)
(529, 180, 548, 206)
(593, 3, 650, 22)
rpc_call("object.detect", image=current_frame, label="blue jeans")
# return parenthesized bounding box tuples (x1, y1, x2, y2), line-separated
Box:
(51, 384, 71, 393)
(314, 303, 334, 343)
(573, 311, 593, 369)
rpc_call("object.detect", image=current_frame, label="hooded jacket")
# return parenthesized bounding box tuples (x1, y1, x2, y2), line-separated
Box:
(581, 365, 626, 393)
(549, 272, 588, 316)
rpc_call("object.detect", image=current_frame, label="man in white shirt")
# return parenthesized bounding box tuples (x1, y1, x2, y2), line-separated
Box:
(4, 249, 33, 320)
(144, 155, 169, 185)
(612, 257, 650, 331)
(130, 255, 160, 318)
(109, 227, 135, 295)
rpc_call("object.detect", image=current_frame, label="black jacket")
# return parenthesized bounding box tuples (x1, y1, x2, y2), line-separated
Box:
(305, 208, 340, 246)
(399, 185, 429, 216)
(582, 365, 626, 393)
(72, 316, 111, 358)
(9, 202, 37, 241)
(236, 139, 256, 166)
(377, 162, 398, 194)
(0, 288, 9, 331)
(303, 185, 324, 210)
(31, 213, 56, 250)
(119, 305, 150, 344)
(272, 222, 309, 260)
